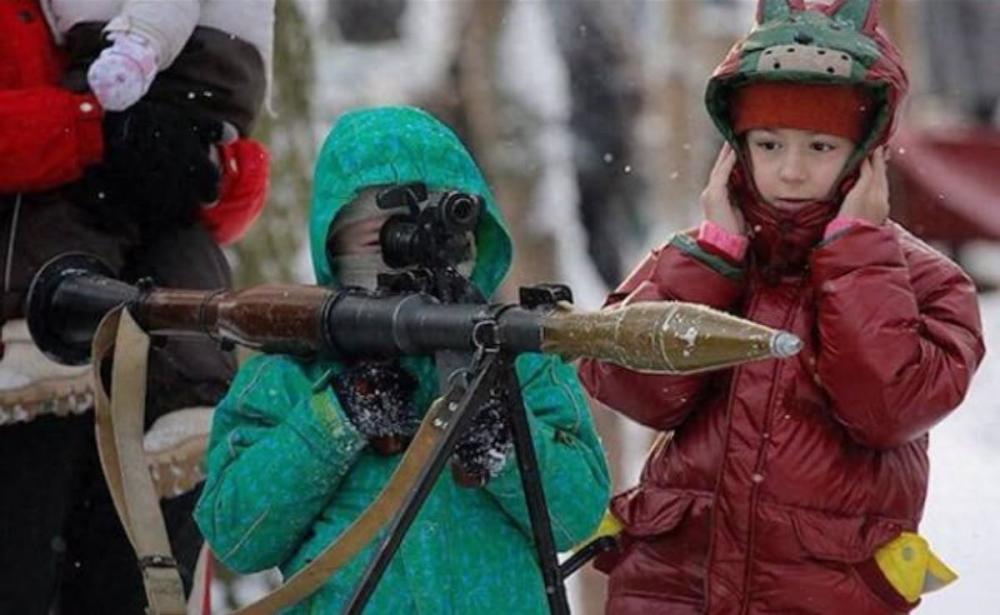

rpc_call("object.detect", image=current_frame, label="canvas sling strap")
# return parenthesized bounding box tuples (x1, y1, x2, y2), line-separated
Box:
(90, 306, 469, 614)
(91, 307, 187, 615)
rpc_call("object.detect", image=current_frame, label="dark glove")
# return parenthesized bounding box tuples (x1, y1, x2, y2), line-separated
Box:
(450, 396, 513, 488)
(76, 100, 223, 229)
(332, 361, 420, 455)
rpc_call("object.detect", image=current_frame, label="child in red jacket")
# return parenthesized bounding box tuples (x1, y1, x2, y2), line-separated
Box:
(580, 1, 984, 613)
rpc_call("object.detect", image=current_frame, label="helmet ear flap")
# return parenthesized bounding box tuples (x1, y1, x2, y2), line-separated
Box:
(829, 0, 881, 33)
(755, 0, 805, 24)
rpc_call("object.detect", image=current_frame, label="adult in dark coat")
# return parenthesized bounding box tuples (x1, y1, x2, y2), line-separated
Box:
(0, 1, 269, 612)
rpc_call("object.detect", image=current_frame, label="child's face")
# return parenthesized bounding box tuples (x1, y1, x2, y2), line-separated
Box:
(744, 128, 855, 211)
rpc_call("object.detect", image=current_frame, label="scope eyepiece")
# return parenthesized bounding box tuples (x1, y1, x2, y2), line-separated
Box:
(379, 215, 424, 269)
(377, 190, 482, 271)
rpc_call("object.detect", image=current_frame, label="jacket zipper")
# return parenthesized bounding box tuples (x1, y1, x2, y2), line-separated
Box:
(702, 283, 763, 614)
(738, 278, 807, 615)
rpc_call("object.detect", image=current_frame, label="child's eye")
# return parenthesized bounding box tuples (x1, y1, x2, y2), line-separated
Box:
(753, 140, 780, 152)
(811, 142, 837, 152)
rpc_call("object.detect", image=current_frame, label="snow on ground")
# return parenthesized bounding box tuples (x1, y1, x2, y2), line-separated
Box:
(918, 290, 1000, 613)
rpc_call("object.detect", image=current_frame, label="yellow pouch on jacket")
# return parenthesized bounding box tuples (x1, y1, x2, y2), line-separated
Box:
(572, 510, 623, 553)
(874, 532, 958, 602)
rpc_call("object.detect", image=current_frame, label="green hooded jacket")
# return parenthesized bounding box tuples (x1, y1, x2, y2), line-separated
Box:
(195, 106, 610, 614)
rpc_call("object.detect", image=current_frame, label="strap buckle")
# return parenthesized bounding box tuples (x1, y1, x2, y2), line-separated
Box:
(138, 554, 179, 571)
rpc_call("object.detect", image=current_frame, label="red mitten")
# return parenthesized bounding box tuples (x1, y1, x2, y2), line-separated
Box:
(199, 139, 270, 245)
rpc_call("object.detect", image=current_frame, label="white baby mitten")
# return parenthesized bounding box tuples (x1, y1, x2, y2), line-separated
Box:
(87, 32, 159, 111)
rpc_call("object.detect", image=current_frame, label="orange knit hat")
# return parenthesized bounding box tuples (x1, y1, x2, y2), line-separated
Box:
(730, 82, 873, 143)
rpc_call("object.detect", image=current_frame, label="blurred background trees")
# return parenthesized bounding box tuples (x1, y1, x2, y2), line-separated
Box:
(230, 0, 316, 288)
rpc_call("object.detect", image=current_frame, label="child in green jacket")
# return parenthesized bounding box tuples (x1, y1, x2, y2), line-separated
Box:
(195, 106, 610, 614)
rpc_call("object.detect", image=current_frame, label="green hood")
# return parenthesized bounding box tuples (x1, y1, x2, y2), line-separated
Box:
(309, 106, 513, 297)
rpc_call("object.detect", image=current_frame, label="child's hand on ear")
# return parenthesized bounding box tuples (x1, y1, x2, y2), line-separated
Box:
(700, 143, 746, 234)
(841, 147, 890, 224)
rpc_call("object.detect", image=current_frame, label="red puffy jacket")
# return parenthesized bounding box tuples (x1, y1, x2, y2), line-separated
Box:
(581, 221, 983, 614)
(580, 1, 985, 613)
(0, 0, 267, 245)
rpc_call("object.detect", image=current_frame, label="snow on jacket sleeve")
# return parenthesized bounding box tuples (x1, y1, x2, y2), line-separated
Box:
(484, 353, 610, 551)
(0, 88, 103, 192)
(578, 232, 746, 430)
(194, 354, 367, 574)
(810, 223, 985, 449)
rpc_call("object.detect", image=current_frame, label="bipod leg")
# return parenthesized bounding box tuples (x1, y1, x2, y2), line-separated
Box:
(343, 352, 501, 615)
(500, 355, 570, 615)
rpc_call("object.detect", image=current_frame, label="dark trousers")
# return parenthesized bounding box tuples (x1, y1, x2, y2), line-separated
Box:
(1, 197, 233, 613)
(0, 413, 203, 615)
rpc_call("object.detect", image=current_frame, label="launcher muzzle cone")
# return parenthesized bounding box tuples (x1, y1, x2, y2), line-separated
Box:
(541, 301, 801, 374)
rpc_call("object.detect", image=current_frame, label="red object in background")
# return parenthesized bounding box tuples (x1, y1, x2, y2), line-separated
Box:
(199, 139, 270, 246)
(889, 128, 1000, 242)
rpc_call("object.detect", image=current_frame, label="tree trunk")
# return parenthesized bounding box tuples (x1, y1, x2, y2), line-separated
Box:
(327, 0, 407, 43)
(548, 1, 643, 289)
(230, 0, 317, 288)
(418, 0, 557, 303)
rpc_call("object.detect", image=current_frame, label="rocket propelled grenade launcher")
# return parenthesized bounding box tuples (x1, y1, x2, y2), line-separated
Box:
(27, 253, 801, 372)
(26, 252, 802, 615)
